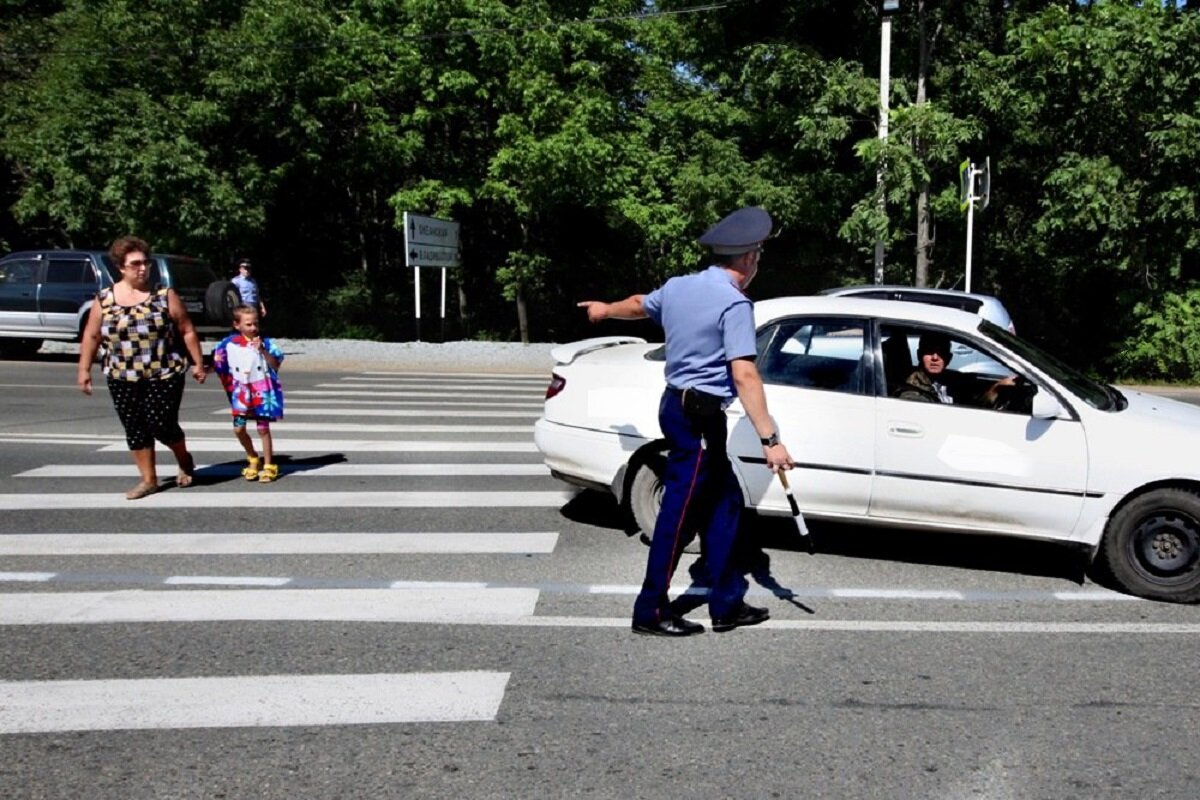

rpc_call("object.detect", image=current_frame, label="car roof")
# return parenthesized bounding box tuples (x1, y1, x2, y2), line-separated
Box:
(754, 295, 987, 333)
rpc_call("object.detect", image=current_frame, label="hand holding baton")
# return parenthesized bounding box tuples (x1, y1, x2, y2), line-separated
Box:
(776, 469, 812, 543)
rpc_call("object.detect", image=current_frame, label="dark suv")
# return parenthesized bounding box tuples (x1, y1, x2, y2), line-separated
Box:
(0, 249, 241, 357)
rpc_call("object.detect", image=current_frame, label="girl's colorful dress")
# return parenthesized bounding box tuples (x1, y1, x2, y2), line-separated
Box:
(212, 334, 285, 420)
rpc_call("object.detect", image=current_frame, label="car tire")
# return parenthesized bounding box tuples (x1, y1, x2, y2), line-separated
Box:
(1100, 488, 1200, 602)
(626, 451, 666, 537)
(205, 280, 242, 326)
(0, 338, 42, 359)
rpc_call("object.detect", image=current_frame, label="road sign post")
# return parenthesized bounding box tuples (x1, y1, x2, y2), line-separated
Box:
(403, 212, 462, 342)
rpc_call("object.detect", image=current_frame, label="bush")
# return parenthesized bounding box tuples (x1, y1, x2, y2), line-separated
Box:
(1112, 289, 1200, 382)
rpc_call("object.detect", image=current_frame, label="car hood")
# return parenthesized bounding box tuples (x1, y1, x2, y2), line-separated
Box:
(1090, 389, 1200, 485)
(1119, 389, 1200, 429)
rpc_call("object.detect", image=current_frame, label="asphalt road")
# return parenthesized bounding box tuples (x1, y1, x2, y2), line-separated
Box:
(1, 356, 1198, 799)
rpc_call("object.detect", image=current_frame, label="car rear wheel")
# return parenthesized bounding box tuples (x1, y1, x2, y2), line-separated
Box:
(1100, 488, 1200, 602)
(625, 451, 666, 537)
(205, 280, 242, 326)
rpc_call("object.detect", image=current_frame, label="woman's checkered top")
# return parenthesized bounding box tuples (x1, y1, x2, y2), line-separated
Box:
(98, 286, 187, 382)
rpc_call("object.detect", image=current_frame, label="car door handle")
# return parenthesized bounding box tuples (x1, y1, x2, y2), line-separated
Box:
(889, 422, 924, 438)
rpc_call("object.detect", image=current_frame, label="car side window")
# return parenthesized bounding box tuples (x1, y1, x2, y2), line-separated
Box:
(881, 324, 1031, 414)
(758, 317, 867, 394)
(45, 259, 96, 286)
(0, 260, 38, 285)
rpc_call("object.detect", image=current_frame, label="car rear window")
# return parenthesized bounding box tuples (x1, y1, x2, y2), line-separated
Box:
(164, 260, 217, 289)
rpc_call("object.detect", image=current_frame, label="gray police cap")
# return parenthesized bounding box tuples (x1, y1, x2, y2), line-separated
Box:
(697, 206, 772, 255)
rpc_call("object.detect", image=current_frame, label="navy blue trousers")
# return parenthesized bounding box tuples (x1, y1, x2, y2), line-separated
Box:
(632, 388, 747, 624)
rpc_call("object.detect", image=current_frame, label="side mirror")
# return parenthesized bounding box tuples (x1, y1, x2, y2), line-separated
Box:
(1031, 390, 1065, 420)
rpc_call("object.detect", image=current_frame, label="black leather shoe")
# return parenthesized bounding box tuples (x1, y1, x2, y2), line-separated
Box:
(631, 615, 705, 637)
(712, 603, 769, 633)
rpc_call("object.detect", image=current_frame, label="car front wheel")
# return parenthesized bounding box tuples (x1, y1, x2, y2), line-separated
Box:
(625, 452, 666, 537)
(1100, 488, 1200, 602)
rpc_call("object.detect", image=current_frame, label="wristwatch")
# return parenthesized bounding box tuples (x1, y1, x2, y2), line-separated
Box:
(760, 432, 780, 447)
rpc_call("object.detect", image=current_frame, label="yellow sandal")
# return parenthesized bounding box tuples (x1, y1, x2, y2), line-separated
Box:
(258, 463, 279, 483)
(241, 456, 261, 481)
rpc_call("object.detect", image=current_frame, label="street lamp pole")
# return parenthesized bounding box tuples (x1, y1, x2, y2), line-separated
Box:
(874, 0, 899, 284)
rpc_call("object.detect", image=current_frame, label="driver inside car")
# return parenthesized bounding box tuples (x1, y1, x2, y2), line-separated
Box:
(898, 332, 1017, 409)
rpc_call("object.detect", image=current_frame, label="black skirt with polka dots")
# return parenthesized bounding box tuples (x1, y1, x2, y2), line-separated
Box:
(107, 373, 186, 451)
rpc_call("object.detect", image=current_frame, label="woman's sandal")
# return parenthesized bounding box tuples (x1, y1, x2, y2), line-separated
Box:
(258, 463, 279, 483)
(125, 481, 159, 501)
(176, 454, 196, 488)
(242, 456, 261, 481)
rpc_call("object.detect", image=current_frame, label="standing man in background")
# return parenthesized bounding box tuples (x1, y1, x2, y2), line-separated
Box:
(232, 258, 266, 318)
(578, 206, 795, 637)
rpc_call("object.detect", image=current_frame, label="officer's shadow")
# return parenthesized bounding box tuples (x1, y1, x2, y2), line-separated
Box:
(668, 520, 815, 617)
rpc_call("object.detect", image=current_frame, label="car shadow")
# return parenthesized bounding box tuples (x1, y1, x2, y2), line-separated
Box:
(560, 489, 1088, 585)
(752, 516, 1088, 584)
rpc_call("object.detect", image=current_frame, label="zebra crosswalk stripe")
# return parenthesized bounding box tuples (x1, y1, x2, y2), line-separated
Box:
(0, 532, 560, 555)
(0, 672, 511, 733)
(0, 490, 574, 510)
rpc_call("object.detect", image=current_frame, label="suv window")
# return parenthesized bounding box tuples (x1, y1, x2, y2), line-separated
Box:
(45, 259, 96, 285)
(894, 291, 984, 314)
(167, 260, 218, 288)
(1, 261, 38, 285)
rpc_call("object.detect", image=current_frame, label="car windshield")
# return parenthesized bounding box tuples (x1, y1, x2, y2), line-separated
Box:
(979, 320, 1121, 411)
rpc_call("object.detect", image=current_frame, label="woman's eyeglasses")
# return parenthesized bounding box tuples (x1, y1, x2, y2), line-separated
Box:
(125, 258, 152, 268)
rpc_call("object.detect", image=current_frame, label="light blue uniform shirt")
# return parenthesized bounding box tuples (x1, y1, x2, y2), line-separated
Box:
(232, 274, 260, 306)
(642, 266, 757, 400)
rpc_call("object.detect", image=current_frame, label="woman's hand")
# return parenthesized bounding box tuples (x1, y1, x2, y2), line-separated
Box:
(191, 364, 207, 384)
(77, 370, 93, 396)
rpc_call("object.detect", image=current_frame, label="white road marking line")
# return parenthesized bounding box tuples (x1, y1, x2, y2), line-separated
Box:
(830, 588, 966, 600)
(332, 377, 544, 388)
(0, 490, 574, 510)
(0, 593, 1189, 634)
(286, 396, 542, 408)
(0, 672, 511, 733)
(237, 407, 539, 418)
(319, 383, 544, 395)
(288, 389, 542, 402)
(0, 532, 559, 555)
(0, 588, 540, 625)
(355, 372, 546, 381)
(0, 572, 56, 582)
(97, 438, 540, 453)
(516, 617, 1200, 634)
(164, 576, 292, 587)
(16, 463, 550, 479)
(1053, 589, 1140, 601)
(183, 421, 534, 434)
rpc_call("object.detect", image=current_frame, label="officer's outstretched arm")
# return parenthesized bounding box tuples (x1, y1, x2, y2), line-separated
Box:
(577, 295, 647, 322)
(731, 357, 794, 472)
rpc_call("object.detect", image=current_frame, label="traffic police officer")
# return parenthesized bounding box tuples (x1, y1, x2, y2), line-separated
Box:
(579, 206, 795, 636)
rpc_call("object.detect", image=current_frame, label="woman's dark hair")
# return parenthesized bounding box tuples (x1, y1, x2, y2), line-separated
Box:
(109, 235, 152, 267)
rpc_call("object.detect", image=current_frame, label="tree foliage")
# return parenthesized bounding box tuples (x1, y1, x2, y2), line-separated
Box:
(0, 0, 1197, 377)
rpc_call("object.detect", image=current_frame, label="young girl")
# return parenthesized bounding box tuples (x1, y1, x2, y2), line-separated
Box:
(212, 305, 285, 482)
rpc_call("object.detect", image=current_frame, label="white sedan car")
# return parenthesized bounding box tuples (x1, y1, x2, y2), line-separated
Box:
(534, 296, 1200, 603)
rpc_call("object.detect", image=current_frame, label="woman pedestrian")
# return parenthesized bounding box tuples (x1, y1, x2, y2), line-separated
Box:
(76, 236, 208, 499)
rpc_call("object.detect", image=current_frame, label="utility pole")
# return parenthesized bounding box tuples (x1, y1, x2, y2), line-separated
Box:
(875, 0, 901, 283)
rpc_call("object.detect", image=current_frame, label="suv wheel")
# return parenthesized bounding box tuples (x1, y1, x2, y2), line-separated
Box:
(205, 280, 242, 326)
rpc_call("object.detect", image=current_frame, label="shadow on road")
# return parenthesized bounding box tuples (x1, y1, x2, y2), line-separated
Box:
(559, 488, 1088, 586)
